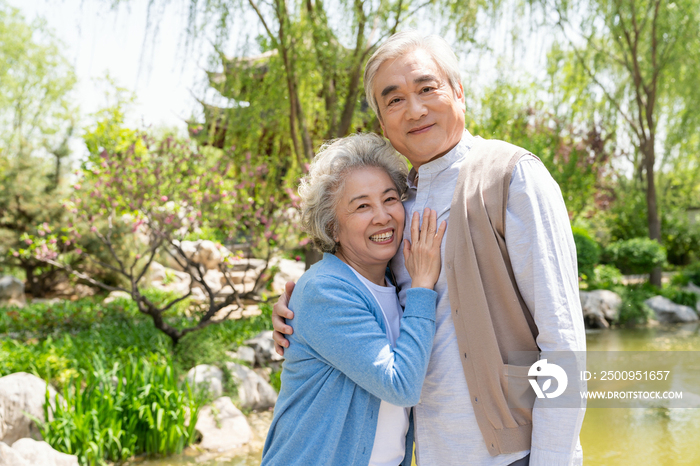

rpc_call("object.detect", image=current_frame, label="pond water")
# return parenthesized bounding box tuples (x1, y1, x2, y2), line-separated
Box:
(138, 323, 700, 466)
(581, 323, 700, 465)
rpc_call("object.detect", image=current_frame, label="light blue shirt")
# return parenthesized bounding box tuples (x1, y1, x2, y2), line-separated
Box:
(391, 131, 586, 466)
(262, 253, 438, 466)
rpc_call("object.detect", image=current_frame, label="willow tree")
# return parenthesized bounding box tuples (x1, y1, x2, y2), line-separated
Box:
(541, 0, 700, 285)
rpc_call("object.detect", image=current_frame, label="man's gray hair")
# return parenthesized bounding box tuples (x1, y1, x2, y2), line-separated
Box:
(364, 31, 462, 118)
(299, 133, 408, 253)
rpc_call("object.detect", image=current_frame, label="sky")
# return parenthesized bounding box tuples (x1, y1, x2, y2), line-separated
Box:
(9, 0, 553, 159)
(10, 0, 208, 134)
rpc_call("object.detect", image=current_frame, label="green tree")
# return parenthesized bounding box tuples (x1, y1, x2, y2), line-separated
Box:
(542, 0, 700, 285)
(0, 2, 77, 296)
(469, 78, 613, 219)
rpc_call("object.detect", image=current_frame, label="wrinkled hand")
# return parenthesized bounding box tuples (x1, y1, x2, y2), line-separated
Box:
(403, 208, 446, 289)
(272, 281, 295, 356)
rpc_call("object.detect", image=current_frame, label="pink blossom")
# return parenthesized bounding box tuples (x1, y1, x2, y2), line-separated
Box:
(264, 231, 273, 239)
(91, 226, 98, 233)
(295, 255, 301, 261)
(300, 238, 310, 246)
(38, 230, 46, 237)
(24, 239, 33, 245)
(75, 248, 83, 255)
(49, 238, 57, 244)
(12, 251, 19, 257)
(161, 196, 168, 202)
(135, 254, 141, 260)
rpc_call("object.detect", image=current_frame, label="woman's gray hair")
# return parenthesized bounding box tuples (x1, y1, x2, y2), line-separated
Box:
(364, 31, 462, 118)
(299, 133, 408, 254)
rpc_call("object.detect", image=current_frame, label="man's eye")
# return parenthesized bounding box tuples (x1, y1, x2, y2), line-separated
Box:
(421, 86, 435, 93)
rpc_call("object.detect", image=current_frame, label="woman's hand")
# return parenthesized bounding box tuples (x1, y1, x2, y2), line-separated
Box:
(403, 208, 447, 289)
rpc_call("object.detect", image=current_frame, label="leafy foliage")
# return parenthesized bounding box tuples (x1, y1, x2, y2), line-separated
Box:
(604, 238, 667, 275)
(38, 352, 200, 465)
(0, 2, 78, 296)
(616, 285, 656, 326)
(572, 227, 600, 281)
(589, 264, 623, 290)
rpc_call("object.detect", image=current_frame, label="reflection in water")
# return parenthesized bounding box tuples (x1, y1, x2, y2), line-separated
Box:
(582, 323, 700, 465)
(137, 324, 700, 466)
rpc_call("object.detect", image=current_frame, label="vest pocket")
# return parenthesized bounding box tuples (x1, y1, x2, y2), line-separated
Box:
(501, 364, 536, 426)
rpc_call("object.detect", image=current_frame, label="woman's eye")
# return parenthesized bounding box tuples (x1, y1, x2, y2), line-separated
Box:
(385, 196, 398, 202)
(357, 204, 369, 209)
(388, 97, 401, 105)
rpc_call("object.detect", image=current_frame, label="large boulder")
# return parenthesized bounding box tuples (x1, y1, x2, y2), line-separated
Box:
(0, 373, 58, 444)
(270, 258, 305, 296)
(0, 441, 28, 466)
(167, 240, 230, 271)
(0, 277, 25, 307)
(579, 290, 622, 328)
(244, 331, 284, 366)
(644, 296, 699, 323)
(228, 346, 256, 366)
(186, 365, 223, 398)
(225, 362, 278, 410)
(11, 438, 78, 466)
(195, 396, 252, 451)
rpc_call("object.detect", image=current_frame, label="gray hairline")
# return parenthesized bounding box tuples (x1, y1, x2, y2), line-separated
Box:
(299, 134, 408, 254)
(364, 32, 463, 119)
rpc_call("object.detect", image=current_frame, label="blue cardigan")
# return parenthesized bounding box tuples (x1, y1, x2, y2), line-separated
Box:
(261, 253, 437, 466)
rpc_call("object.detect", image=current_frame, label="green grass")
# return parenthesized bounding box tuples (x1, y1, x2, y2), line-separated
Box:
(38, 351, 200, 465)
(0, 294, 275, 465)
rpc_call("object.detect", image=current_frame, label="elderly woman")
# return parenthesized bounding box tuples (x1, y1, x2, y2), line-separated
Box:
(261, 133, 445, 466)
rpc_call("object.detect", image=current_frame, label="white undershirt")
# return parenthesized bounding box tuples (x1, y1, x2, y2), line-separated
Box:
(348, 267, 409, 466)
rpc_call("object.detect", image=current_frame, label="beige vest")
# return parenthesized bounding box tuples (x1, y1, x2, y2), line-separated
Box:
(444, 138, 540, 456)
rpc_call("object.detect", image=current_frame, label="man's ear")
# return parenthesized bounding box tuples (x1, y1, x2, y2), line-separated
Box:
(455, 83, 466, 111)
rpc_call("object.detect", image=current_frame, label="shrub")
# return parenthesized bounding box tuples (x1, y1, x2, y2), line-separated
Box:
(589, 264, 624, 290)
(39, 351, 200, 466)
(572, 227, 600, 281)
(661, 287, 698, 309)
(617, 285, 656, 326)
(604, 238, 667, 275)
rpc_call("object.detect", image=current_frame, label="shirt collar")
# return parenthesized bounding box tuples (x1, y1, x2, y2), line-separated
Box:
(407, 130, 474, 189)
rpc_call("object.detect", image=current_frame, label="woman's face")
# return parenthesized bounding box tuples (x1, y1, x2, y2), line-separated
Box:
(334, 166, 405, 269)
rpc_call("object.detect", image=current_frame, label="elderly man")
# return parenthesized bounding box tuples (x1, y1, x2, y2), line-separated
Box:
(272, 31, 586, 466)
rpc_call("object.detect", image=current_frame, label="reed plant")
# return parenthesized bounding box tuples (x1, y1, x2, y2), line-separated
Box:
(38, 351, 201, 465)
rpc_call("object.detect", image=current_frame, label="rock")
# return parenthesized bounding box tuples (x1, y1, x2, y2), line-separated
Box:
(146, 261, 167, 283)
(684, 281, 700, 296)
(270, 258, 305, 295)
(228, 346, 256, 365)
(195, 396, 252, 451)
(229, 258, 267, 273)
(0, 277, 25, 307)
(579, 290, 622, 328)
(168, 240, 230, 271)
(186, 365, 223, 398)
(0, 372, 59, 444)
(103, 290, 132, 304)
(0, 441, 28, 466)
(644, 296, 699, 323)
(11, 438, 78, 466)
(225, 362, 278, 410)
(244, 331, 284, 366)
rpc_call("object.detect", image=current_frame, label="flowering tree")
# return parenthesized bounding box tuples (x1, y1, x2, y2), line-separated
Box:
(18, 116, 298, 345)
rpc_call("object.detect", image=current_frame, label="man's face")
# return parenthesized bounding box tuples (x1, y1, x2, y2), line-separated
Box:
(373, 48, 466, 169)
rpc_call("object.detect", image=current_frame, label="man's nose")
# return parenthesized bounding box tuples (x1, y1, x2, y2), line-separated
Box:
(405, 94, 427, 120)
